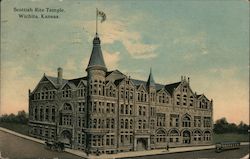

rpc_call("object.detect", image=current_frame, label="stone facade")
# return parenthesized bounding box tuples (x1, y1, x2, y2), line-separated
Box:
(29, 34, 213, 154)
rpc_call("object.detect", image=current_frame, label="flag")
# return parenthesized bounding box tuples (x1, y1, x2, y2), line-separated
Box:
(97, 9, 106, 23)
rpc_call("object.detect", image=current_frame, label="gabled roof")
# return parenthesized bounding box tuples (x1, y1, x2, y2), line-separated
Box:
(68, 76, 87, 86)
(197, 94, 209, 101)
(114, 78, 125, 86)
(165, 81, 181, 95)
(46, 75, 68, 87)
(131, 78, 164, 91)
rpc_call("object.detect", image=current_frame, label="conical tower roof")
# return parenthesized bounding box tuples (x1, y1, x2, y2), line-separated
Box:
(147, 68, 155, 87)
(86, 33, 107, 72)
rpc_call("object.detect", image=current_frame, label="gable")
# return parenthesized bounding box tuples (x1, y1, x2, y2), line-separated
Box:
(137, 84, 147, 92)
(77, 80, 86, 88)
(32, 75, 57, 93)
(106, 69, 126, 81)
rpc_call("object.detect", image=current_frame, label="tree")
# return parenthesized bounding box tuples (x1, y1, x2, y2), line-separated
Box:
(17, 110, 28, 124)
(214, 118, 250, 134)
(0, 110, 28, 124)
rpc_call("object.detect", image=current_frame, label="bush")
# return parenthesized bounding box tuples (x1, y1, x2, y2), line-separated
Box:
(0, 110, 28, 124)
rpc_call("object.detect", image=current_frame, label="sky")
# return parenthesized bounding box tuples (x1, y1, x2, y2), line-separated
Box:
(1, 0, 249, 124)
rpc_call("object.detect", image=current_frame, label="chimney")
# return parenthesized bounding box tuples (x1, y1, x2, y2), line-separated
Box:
(57, 67, 63, 84)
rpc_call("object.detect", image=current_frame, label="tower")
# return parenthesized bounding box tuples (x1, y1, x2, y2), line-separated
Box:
(85, 33, 107, 153)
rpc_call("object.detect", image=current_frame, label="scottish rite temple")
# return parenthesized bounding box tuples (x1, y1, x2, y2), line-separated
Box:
(28, 14, 213, 154)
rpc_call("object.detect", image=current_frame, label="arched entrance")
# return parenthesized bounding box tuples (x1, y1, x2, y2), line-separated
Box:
(59, 130, 72, 147)
(182, 130, 191, 144)
(137, 138, 147, 151)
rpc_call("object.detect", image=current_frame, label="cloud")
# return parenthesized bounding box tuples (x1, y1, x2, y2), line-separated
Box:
(103, 50, 120, 69)
(74, 20, 158, 59)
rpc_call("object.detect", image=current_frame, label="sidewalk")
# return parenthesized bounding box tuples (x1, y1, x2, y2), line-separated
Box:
(1, 127, 249, 159)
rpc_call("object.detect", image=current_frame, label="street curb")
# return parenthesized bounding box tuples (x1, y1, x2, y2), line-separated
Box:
(1, 127, 249, 159)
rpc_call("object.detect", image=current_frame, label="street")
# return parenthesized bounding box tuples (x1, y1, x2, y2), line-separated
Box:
(125, 145, 249, 159)
(0, 130, 249, 159)
(0, 131, 84, 159)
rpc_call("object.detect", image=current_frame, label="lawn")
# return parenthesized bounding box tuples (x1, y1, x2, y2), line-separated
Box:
(213, 133, 249, 143)
(0, 122, 29, 136)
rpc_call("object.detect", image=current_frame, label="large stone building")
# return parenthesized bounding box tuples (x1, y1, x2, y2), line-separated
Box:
(28, 33, 213, 154)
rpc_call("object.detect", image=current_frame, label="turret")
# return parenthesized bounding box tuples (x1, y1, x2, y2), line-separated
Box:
(86, 33, 107, 72)
(146, 68, 156, 88)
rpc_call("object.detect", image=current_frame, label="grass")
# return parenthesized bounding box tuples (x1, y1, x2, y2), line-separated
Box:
(0, 122, 29, 136)
(213, 133, 249, 143)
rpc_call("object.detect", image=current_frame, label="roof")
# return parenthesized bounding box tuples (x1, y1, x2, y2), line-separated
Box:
(131, 78, 164, 91)
(46, 75, 68, 87)
(68, 76, 87, 86)
(114, 78, 125, 86)
(86, 35, 107, 71)
(146, 68, 156, 87)
(165, 82, 181, 95)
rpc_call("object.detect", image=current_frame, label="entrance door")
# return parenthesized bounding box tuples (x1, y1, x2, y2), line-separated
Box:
(59, 130, 72, 147)
(183, 130, 191, 144)
(137, 138, 147, 151)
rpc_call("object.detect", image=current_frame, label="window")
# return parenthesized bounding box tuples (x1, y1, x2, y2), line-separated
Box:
(130, 119, 133, 129)
(183, 95, 187, 106)
(176, 94, 181, 105)
(157, 113, 165, 127)
(190, 96, 194, 106)
(193, 130, 202, 141)
(156, 129, 166, 143)
(121, 119, 124, 129)
(194, 116, 201, 127)
(138, 120, 142, 129)
(51, 107, 55, 122)
(204, 117, 211, 127)
(62, 115, 72, 125)
(204, 131, 211, 141)
(63, 103, 72, 111)
(125, 119, 129, 129)
(138, 106, 142, 116)
(169, 129, 179, 143)
(182, 115, 191, 127)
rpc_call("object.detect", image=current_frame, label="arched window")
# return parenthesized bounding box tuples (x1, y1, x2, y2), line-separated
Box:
(193, 130, 202, 141)
(204, 131, 211, 141)
(169, 129, 180, 143)
(156, 129, 166, 143)
(63, 103, 72, 111)
(182, 115, 191, 127)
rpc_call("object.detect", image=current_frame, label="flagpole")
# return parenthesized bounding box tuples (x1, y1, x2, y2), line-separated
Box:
(96, 8, 98, 35)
